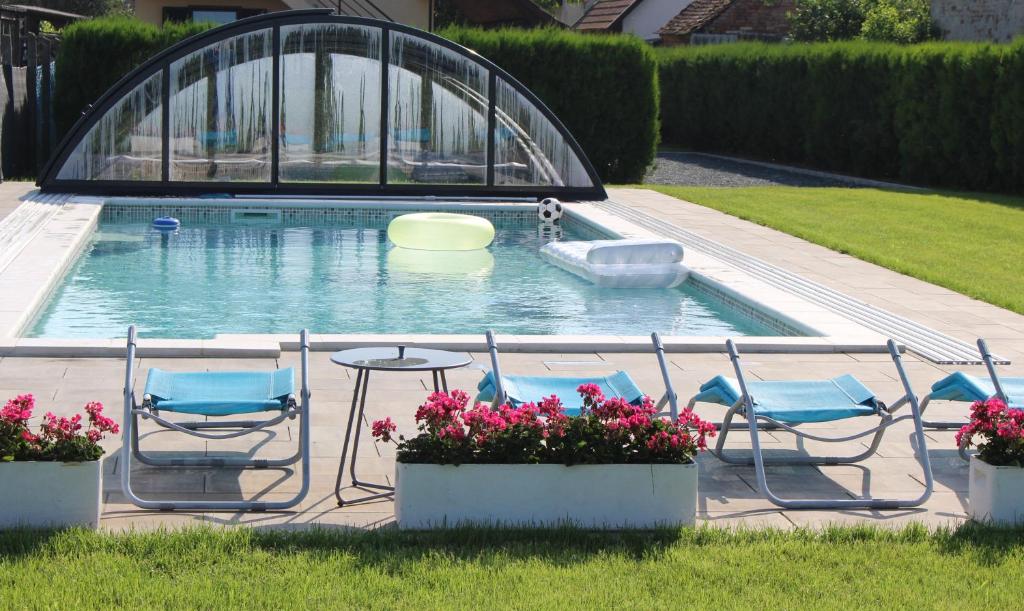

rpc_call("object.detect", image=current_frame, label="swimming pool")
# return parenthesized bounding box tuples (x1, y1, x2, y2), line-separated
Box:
(27, 206, 792, 339)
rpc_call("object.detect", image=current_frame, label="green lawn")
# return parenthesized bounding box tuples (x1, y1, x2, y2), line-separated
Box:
(2, 526, 1024, 608)
(638, 186, 1024, 315)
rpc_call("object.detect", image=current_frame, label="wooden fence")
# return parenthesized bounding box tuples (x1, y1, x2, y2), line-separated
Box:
(0, 24, 60, 180)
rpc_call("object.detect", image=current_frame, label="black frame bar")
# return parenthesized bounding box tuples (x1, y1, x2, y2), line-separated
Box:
(38, 10, 606, 201)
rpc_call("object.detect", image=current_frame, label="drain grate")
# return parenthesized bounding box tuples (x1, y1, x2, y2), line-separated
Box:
(590, 198, 1007, 365)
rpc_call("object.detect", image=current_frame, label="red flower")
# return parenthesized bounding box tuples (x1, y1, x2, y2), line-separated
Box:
(371, 417, 397, 443)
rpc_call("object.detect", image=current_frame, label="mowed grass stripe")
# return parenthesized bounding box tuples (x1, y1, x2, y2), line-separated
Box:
(1, 525, 1023, 608)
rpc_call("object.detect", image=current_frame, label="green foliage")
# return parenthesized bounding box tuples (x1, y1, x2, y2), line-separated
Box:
(657, 40, 1024, 192)
(789, 0, 867, 42)
(861, 0, 937, 43)
(442, 26, 659, 183)
(789, 0, 936, 43)
(54, 17, 211, 137)
(645, 186, 1024, 314)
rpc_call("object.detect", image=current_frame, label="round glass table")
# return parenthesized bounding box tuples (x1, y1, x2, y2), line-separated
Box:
(331, 346, 472, 506)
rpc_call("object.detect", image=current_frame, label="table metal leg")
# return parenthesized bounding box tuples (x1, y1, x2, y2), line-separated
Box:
(431, 370, 439, 393)
(440, 370, 448, 393)
(336, 368, 394, 507)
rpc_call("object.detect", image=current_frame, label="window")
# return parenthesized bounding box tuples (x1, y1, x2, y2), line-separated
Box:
(163, 7, 266, 25)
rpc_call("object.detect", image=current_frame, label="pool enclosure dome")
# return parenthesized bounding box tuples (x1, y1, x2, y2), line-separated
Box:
(38, 10, 606, 201)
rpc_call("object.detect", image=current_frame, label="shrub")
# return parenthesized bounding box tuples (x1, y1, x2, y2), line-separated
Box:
(55, 17, 211, 137)
(442, 26, 659, 183)
(658, 40, 1024, 192)
(372, 387, 714, 465)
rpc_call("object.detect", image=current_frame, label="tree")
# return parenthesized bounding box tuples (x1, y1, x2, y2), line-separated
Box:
(788, 0, 937, 43)
(789, 0, 867, 42)
(861, 0, 938, 43)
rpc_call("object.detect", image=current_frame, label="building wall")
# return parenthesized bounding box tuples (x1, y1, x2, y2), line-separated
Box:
(623, 0, 695, 42)
(133, 0, 430, 29)
(702, 0, 794, 38)
(931, 0, 1024, 42)
(134, 0, 289, 25)
(375, 0, 430, 30)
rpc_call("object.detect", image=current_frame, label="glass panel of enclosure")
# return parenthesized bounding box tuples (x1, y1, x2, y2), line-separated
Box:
(56, 72, 162, 181)
(493, 79, 592, 188)
(279, 23, 382, 184)
(168, 29, 273, 182)
(387, 31, 488, 185)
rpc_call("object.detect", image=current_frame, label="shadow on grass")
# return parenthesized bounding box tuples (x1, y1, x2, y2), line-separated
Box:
(4, 521, 1024, 568)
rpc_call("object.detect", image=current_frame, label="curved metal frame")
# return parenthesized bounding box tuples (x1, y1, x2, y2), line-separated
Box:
(38, 10, 606, 201)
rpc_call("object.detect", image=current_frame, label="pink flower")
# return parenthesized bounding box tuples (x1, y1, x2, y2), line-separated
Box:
(371, 417, 397, 443)
(0, 394, 34, 425)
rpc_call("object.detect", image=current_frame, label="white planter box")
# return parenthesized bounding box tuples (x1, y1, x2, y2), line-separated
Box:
(0, 461, 102, 529)
(969, 455, 1024, 525)
(395, 462, 697, 529)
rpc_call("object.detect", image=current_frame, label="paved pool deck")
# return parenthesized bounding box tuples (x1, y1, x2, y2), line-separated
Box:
(2, 184, 1023, 531)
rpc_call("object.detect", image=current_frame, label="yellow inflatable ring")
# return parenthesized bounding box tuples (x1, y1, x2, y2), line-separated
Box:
(387, 212, 495, 251)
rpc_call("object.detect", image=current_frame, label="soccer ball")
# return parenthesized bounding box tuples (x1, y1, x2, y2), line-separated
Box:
(538, 197, 563, 223)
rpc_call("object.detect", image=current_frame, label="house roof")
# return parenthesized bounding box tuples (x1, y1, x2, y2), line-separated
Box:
(574, 0, 642, 31)
(659, 0, 734, 36)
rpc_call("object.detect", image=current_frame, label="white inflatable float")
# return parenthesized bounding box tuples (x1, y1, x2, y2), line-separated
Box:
(540, 239, 689, 288)
(387, 212, 495, 251)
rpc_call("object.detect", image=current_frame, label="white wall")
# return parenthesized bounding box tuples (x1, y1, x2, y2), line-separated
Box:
(931, 0, 1024, 42)
(623, 0, 694, 42)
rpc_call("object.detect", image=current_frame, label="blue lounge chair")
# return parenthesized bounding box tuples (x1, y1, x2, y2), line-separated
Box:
(921, 339, 1020, 429)
(121, 325, 311, 511)
(687, 339, 933, 510)
(477, 330, 680, 417)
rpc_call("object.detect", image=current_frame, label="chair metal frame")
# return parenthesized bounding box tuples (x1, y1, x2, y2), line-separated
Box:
(920, 338, 1008, 434)
(688, 338, 934, 510)
(121, 324, 311, 511)
(484, 330, 678, 415)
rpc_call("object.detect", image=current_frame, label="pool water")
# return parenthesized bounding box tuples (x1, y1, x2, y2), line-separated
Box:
(29, 218, 782, 339)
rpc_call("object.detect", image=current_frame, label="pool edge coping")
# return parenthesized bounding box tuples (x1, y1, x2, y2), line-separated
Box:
(2, 193, 892, 356)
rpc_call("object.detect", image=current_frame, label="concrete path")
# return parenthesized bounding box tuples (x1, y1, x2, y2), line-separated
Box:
(607, 188, 1024, 364)
(0, 181, 40, 221)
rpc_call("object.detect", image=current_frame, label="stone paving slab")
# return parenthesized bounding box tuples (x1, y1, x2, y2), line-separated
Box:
(0, 340, 1005, 532)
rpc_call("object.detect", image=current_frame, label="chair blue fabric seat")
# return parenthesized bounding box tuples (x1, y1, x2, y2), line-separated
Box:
(144, 368, 294, 416)
(928, 371, 1024, 407)
(476, 370, 645, 414)
(691, 374, 880, 424)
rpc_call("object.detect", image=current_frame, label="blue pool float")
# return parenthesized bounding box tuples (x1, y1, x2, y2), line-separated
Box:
(152, 217, 181, 231)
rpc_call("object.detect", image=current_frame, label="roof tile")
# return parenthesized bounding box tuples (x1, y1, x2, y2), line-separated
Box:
(659, 0, 734, 36)
(574, 0, 641, 30)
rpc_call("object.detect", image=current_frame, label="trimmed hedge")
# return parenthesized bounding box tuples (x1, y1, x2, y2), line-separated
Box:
(659, 40, 1024, 192)
(443, 26, 659, 184)
(55, 18, 212, 138)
